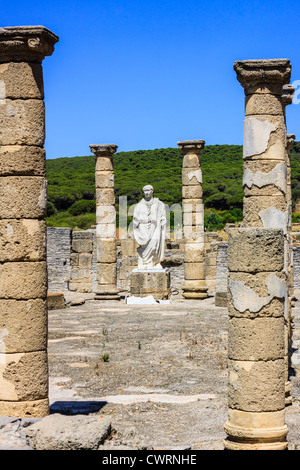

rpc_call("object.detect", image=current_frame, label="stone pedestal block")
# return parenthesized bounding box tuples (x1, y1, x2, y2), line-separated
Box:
(130, 270, 171, 300)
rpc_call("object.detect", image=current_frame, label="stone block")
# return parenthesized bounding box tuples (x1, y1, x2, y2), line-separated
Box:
(0, 261, 47, 299)
(96, 238, 116, 263)
(97, 263, 117, 285)
(243, 160, 287, 197)
(228, 228, 284, 273)
(0, 350, 48, 401)
(0, 61, 44, 99)
(228, 316, 285, 361)
(183, 210, 204, 227)
(119, 257, 138, 280)
(96, 205, 116, 224)
(47, 293, 65, 310)
(182, 200, 204, 213)
(0, 145, 46, 176)
(182, 154, 200, 168)
(0, 219, 46, 262)
(72, 238, 93, 253)
(184, 262, 205, 280)
(228, 271, 286, 318)
(184, 244, 204, 263)
(243, 195, 287, 228)
(96, 188, 115, 205)
(182, 167, 202, 186)
(78, 253, 92, 269)
(130, 270, 170, 300)
(228, 358, 285, 412)
(95, 171, 114, 188)
(70, 253, 79, 266)
(70, 268, 91, 282)
(120, 238, 138, 257)
(243, 115, 286, 161)
(245, 93, 284, 116)
(182, 185, 202, 200)
(96, 223, 116, 239)
(0, 176, 47, 218)
(69, 282, 91, 293)
(0, 298, 47, 352)
(0, 99, 45, 146)
(25, 413, 112, 450)
(95, 157, 114, 172)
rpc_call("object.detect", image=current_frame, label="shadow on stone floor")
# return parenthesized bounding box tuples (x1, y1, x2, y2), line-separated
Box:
(50, 400, 107, 415)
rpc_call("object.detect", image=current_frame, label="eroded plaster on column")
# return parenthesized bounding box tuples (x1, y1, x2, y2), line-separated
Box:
(0, 328, 8, 364)
(229, 272, 287, 313)
(243, 117, 277, 158)
(0, 79, 5, 104)
(258, 207, 288, 235)
(0, 352, 24, 399)
(187, 169, 202, 183)
(243, 163, 287, 194)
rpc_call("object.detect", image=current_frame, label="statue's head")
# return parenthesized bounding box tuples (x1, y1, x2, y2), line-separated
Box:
(142, 185, 154, 201)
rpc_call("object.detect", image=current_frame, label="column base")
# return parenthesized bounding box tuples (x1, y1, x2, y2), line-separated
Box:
(0, 398, 49, 418)
(182, 280, 208, 300)
(94, 285, 120, 301)
(223, 410, 288, 450)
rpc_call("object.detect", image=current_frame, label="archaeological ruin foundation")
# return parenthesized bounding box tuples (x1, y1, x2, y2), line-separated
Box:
(0, 24, 300, 451)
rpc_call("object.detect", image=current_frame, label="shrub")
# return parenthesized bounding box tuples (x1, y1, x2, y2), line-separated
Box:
(68, 199, 96, 216)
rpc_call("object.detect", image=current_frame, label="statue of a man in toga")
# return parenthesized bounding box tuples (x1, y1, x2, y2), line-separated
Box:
(133, 185, 167, 270)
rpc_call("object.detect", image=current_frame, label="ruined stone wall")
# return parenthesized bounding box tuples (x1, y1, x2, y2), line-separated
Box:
(46, 227, 300, 296)
(47, 227, 72, 292)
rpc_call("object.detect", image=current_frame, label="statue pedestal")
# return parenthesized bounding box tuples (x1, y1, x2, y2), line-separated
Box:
(130, 269, 171, 301)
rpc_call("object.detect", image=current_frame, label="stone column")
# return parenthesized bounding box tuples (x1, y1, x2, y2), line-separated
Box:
(0, 26, 58, 417)
(177, 140, 208, 299)
(224, 227, 288, 450)
(281, 84, 295, 406)
(224, 59, 292, 449)
(90, 144, 119, 300)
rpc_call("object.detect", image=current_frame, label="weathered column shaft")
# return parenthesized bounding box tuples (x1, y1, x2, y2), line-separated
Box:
(225, 228, 288, 450)
(281, 85, 295, 406)
(0, 26, 58, 417)
(177, 140, 208, 299)
(90, 144, 119, 300)
(224, 58, 292, 449)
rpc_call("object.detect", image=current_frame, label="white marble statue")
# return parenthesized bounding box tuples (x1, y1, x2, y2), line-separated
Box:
(133, 185, 167, 270)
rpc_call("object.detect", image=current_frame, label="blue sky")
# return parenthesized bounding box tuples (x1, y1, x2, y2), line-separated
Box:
(1, 0, 300, 158)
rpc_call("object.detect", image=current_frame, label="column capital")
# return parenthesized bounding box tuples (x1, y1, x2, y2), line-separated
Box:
(90, 144, 118, 157)
(234, 59, 291, 94)
(0, 26, 59, 63)
(177, 140, 205, 154)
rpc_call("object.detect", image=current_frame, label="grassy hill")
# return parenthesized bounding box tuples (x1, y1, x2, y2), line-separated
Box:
(46, 143, 300, 231)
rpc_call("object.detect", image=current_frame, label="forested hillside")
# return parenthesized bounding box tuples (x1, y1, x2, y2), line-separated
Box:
(46, 143, 300, 231)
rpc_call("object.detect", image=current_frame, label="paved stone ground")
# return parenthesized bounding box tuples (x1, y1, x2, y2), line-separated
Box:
(1, 291, 300, 450)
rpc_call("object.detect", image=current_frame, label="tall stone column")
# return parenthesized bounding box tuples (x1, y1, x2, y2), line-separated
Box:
(223, 59, 292, 449)
(0, 26, 58, 417)
(90, 144, 119, 300)
(177, 140, 208, 299)
(281, 84, 295, 406)
(225, 227, 288, 450)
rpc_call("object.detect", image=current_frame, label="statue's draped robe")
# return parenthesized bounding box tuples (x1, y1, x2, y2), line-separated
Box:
(133, 197, 166, 269)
